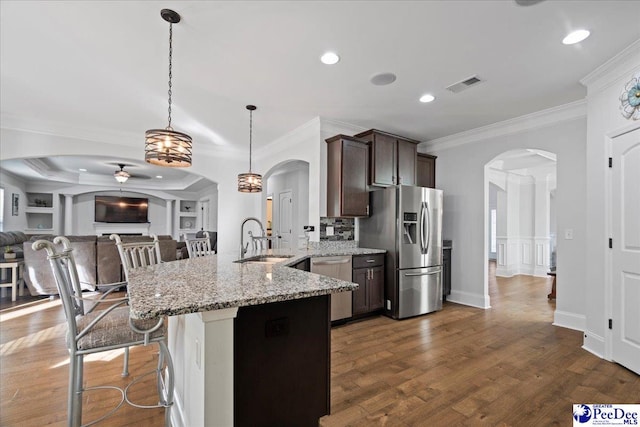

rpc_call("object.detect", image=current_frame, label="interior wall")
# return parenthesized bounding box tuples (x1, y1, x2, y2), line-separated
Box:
(581, 41, 640, 357)
(0, 170, 28, 232)
(426, 115, 586, 324)
(73, 191, 168, 236)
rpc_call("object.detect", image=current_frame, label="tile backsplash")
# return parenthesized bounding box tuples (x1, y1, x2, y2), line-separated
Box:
(319, 217, 354, 241)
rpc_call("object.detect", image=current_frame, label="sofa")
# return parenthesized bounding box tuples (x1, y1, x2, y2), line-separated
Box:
(0, 231, 29, 261)
(23, 234, 178, 296)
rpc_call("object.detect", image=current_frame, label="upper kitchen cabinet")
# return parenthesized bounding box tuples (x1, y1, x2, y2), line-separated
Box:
(326, 135, 369, 217)
(354, 129, 420, 187)
(416, 153, 437, 188)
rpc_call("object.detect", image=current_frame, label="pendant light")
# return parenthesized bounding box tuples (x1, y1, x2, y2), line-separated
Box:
(238, 105, 262, 193)
(145, 9, 193, 168)
(114, 164, 130, 183)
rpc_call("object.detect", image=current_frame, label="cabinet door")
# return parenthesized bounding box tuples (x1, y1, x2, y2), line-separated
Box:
(352, 268, 369, 315)
(342, 139, 370, 216)
(397, 139, 417, 186)
(416, 154, 436, 188)
(371, 133, 396, 186)
(368, 266, 385, 310)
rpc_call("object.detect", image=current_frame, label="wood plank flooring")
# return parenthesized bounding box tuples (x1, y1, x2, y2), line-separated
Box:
(1, 266, 638, 426)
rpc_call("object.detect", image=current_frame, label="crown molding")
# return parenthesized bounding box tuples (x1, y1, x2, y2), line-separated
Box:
(580, 39, 640, 94)
(254, 117, 322, 160)
(319, 117, 368, 138)
(421, 100, 586, 153)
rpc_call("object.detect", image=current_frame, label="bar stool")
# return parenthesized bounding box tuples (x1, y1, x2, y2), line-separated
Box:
(34, 238, 174, 427)
(186, 231, 214, 258)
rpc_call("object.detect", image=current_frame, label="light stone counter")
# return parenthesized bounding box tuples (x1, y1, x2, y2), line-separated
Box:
(127, 247, 385, 320)
(125, 244, 385, 427)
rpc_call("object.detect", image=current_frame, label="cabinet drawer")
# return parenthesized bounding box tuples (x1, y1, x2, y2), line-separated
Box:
(352, 254, 385, 269)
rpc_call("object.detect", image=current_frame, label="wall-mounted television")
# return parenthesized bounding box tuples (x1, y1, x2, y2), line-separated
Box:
(95, 196, 149, 223)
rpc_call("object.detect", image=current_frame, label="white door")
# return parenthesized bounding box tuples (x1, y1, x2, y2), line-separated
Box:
(200, 200, 210, 231)
(611, 126, 640, 375)
(278, 191, 293, 250)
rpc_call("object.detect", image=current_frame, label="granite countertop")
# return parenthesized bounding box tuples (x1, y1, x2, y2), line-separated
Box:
(127, 245, 386, 320)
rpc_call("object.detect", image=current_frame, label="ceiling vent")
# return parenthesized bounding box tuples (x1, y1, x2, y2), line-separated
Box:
(445, 75, 483, 93)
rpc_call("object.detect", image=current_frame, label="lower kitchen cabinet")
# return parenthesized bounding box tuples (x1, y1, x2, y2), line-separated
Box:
(443, 247, 451, 300)
(352, 254, 385, 316)
(234, 295, 330, 427)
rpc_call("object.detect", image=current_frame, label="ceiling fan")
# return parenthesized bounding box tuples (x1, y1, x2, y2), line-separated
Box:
(111, 163, 152, 183)
(114, 163, 131, 183)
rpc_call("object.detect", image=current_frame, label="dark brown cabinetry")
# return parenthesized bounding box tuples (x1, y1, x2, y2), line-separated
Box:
(235, 295, 330, 427)
(352, 254, 385, 316)
(326, 135, 370, 217)
(443, 247, 451, 300)
(354, 129, 420, 187)
(416, 153, 437, 188)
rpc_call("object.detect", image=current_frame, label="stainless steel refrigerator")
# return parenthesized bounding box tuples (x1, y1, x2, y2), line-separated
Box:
(359, 185, 443, 319)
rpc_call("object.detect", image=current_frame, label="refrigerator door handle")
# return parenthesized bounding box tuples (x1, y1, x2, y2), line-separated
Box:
(404, 270, 440, 277)
(421, 201, 430, 255)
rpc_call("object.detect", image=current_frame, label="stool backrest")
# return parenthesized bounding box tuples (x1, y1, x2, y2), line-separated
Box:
(32, 239, 82, 338)
(186, 232, 213, 258)
(110, 234, 162, 282)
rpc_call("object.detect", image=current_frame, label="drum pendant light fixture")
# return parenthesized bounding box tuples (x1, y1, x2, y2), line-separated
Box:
(238, 105, 262, 193)
(145, 9, 193, 168)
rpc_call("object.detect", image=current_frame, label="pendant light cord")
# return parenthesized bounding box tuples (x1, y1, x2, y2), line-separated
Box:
(249, 108, 253, 172)
(167, 23, 173, 129)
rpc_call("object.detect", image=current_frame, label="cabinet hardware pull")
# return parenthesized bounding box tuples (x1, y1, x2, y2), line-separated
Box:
(366, 259, 375, 263)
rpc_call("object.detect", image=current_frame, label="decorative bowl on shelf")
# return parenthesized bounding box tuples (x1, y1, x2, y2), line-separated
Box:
(184, 221, 193, 228)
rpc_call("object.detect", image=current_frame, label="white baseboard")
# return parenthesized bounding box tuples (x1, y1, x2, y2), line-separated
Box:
(582, 330, 605, 359)
(447, 290, 491, 309)
(553, 310, 585, 331)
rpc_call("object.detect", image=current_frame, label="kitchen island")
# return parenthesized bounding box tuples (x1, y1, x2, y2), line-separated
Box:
(126, 246, 384, 427)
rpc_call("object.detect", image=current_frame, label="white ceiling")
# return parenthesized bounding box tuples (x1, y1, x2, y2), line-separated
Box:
(1, 0, 639, 187)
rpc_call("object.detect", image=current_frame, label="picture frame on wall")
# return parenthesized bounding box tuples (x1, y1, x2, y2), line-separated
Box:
(12, 193, 18, 216)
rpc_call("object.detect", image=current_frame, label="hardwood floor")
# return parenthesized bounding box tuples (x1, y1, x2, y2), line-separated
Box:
(1, 268, 637, 426)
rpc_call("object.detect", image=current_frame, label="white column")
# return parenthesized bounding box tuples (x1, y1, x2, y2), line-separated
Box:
(169, 308, 238, 427)
(166, 200, 174, 238)
(533, 175, 552, 276)
(64, 194, 74, 235)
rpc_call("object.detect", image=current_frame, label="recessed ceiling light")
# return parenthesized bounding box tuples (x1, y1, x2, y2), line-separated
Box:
(320, 52, 340, 65)
(419, 94, 435, 103)
(370, 72, 397, 86)
(562, 29, 590, 45)
(79, 168, 87, 172)
(156, 175, 163, 179)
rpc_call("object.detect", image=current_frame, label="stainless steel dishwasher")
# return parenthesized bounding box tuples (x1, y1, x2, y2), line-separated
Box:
(310, 256, 353, 321)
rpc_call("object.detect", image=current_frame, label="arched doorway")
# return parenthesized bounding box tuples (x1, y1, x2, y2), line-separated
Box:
(262, 160, 310, 251)
(485, 149, 557, 290)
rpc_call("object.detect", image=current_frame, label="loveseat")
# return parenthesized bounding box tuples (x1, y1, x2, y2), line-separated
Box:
(23, 234, 177, 296)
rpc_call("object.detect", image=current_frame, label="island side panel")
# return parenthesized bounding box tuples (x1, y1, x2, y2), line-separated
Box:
(169, 308, 239, 427)
(234, 295, 330, 427)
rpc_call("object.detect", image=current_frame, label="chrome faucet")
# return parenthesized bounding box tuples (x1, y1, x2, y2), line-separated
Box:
(240, 217, 265, 258)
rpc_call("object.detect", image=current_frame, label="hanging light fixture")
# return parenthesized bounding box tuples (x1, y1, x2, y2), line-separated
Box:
(238, 105, 262, 193)
(114, 164, 130, 183)
(145, 9, 193, 168)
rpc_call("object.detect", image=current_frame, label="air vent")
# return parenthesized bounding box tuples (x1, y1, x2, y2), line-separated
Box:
(446, 75, 483, 93)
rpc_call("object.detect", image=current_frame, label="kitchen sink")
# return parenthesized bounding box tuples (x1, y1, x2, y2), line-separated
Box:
(234, 255, 294, 264)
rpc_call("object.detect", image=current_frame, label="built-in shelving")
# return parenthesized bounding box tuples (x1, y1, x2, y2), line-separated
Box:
(176, 199, 198, 233)
(25, 192, 56, 233)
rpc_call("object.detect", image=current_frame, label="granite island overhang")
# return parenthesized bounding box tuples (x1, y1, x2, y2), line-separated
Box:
(125, 247, 384, 427)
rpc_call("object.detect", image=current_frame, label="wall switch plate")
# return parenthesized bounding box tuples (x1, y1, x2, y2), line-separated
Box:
(195, 339, 201, 369)
(326, 226, 334, 236)
(386, 299, 391, 310)
(564, 229, 574, 240)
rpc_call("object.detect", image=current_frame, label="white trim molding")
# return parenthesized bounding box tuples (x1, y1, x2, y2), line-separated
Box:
(553, 310, 586, 332)
(447, 290, 491, 309)
(421, 100, 586, 152)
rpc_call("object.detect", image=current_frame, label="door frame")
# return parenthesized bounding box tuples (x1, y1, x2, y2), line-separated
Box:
(604, 122, 640, 362)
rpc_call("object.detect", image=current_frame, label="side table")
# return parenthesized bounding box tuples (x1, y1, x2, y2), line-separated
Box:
(0, 260, 25, 302)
